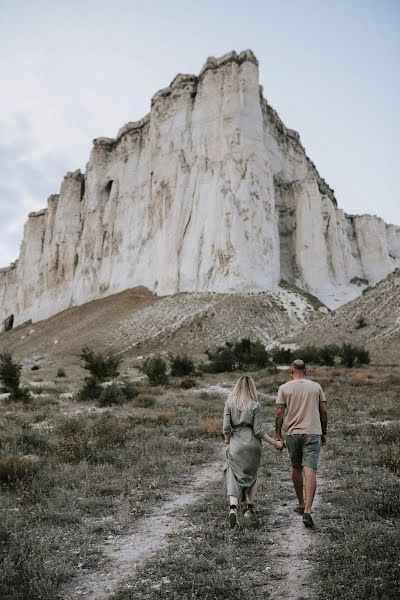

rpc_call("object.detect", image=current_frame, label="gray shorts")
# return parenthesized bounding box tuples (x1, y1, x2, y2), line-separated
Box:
(285, 434, 321, 469)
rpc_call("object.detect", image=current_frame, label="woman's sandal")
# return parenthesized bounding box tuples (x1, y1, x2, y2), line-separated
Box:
(244, 503, 255, 518)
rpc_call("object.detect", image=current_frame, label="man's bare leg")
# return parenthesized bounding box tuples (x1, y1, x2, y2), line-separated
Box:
(292, 466, 305, 508)
(303, 466, 317, 514)
(246, 480, 258, 505)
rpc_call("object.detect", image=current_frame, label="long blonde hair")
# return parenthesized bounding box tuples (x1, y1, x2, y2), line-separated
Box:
(230, 375, 258, 410)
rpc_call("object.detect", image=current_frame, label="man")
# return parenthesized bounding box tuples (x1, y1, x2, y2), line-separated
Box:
(275, 359, 327, 528)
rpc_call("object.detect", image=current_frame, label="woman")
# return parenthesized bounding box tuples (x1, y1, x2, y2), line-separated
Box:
(223, 374, 283, 528)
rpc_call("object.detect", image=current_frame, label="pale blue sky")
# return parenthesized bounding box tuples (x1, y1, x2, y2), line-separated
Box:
(0, 0, 399, 267)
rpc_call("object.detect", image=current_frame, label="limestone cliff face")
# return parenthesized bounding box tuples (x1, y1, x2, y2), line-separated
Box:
(1, 50, 399, 330)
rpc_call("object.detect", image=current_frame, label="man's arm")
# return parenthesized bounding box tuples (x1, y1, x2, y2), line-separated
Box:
(319, 397, 328, 446)
(275, 404, 285, 440)
(275, 385, 286, 440)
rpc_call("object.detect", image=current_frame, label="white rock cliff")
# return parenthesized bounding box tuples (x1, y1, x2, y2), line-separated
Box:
(1, 50, 399, 330)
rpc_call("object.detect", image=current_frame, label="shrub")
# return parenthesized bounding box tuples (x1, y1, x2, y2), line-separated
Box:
(199, 417, 223, 437)
(98, 384, 126, 407)
(0, 351, 30, 402)
(169, 354, 195, 377)
(77, 375, 102, 402)
(180, 378, 197, 389)
(57, 419, 91, 463)
(139, 356, 168, 385)
(15, 430, 53, 455)
(134, 394, 156, 408)
(340, 344, 370, 368)
(355, 316, 367, 329)
(93, 413, 128, 448)
(152, 411, 172, 423)
(205, 344, 236, 373)
(120, 379, 139, 400)
(31, 364, 40, 371)
(0, 455, 39, 484)
(80, 347, 121, 381)
(378, 446, 400, 474)
(271, 346, 295, 365)
(57, 367, 66, 378)
(234, 338, 270, 369)
(318, 344, 340, 367)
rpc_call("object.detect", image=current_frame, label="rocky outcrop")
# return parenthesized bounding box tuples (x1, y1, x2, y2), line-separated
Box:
(1, 50, 399, 331)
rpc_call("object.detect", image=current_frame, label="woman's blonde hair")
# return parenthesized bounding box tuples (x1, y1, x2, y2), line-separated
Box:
(230, 375, 258, 410)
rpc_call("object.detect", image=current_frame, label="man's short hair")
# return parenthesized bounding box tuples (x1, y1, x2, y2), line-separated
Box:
(291, 359, 306, 371)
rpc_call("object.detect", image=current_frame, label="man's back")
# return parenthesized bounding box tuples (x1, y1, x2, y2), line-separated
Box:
(277, 378, 326, 435)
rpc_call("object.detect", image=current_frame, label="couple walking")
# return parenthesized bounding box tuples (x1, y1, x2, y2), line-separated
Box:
(223, 359, 327, 529)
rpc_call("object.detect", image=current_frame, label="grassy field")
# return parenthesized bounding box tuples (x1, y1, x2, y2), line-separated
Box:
(1, 364, 399, 599)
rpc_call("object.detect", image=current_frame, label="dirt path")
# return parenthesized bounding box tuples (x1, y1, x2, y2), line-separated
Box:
(62, 454, 225, 600)
(265, 472, 324, 600)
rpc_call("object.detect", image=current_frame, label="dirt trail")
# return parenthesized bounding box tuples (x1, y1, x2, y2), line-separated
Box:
(265, 473, 324, 600)
(62, 454, 225, 600)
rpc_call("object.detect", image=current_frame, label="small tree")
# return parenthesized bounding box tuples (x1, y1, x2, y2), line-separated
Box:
(354, 347, 370, 365)
(169, 354, 195, 377)
(271, 346, 295, 365)
(0, 352, 30, 401)
(340, 343, 357, 368)
(206, 345, 236, 373)
(140, 356, 168, 385)
(80, 347, 120, 381)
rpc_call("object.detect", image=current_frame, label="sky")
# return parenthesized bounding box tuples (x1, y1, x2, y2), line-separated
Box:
(0, 0, 399, 267)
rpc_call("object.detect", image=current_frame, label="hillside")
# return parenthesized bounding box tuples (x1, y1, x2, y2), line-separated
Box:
(289, 269, 400, 363)
(0, 284, 325, 378)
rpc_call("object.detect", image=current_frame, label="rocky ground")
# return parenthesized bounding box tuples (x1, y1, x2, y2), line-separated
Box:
(293, 269, 400, 364)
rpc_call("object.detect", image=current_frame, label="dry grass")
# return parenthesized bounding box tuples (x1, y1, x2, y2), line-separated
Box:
(133, 394, 156, 408)
(199, 417, 223, 437)
(350, 368, 373, 386)
(152, 411, 172, 423)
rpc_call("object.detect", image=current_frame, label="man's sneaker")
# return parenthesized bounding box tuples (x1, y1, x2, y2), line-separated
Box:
(303, 513, 314, 528)
(294, 506, 305, 515)
(244, 504, 255, 518)
(229, 506, 238, 529)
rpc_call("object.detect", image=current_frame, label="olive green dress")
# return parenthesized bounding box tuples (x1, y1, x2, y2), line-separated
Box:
(223, 399, 265, 501)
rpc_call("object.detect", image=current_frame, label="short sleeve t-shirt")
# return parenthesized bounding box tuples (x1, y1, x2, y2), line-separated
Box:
(276, 378, 326, 435)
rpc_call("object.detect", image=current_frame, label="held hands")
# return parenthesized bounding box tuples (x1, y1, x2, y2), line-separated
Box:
(224, 436, 230, 445)
(274, 439, 284, 451)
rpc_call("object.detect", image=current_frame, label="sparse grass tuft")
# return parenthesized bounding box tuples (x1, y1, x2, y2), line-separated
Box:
(152, 411, 172, 424)
(0, 455, 39, 484)
(133, 394, 156, 408)
(199, 417, 223, 437)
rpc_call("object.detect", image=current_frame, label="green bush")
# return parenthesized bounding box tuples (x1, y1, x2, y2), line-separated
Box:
(340, 343, 370, 368)
(205, 339, 271, 373)
(234, 338, 270, 369)
(139, 356, 169, 385)
(77, 375, 102, 402)
(98, 384, 126, 407)
(205, 344, 236, 373)
(271, 346, 295, 364)
(0, 351, 30, 402)
(80, 347, 121, 381)
(169, 354, 195, 377)
(56, 367, 66, 378)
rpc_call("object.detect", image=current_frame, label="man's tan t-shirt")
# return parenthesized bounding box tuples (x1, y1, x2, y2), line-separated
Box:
(276, 378, 326, 435)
